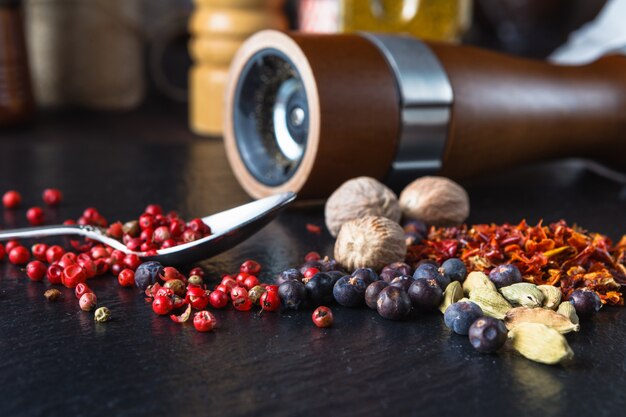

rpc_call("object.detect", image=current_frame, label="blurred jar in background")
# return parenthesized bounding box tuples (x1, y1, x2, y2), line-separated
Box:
(299, 0, 472, 42)
(24, 0, 144, 109)
(189, 0, 287, 136)
(0, 0, 33, 126)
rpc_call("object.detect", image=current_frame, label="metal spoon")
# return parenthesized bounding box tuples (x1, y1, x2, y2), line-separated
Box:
(0, 192, 297, 265)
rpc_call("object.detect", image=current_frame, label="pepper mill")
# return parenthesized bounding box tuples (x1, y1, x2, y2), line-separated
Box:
(0, 0, 33, 127)
(189, 0, 287, 136)
(223, 31, 626, 199)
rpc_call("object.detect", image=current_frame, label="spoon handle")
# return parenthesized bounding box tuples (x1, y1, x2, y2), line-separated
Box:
(0, 224, 129, 252)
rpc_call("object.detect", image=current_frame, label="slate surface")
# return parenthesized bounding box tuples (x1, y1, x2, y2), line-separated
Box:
(1, 107, 625, 417)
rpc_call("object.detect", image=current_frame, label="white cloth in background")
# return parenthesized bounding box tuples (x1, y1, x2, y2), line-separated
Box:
(550, 0, 626, 64)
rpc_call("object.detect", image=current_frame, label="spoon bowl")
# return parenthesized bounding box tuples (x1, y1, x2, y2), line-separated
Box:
(0, 192, 297, 265)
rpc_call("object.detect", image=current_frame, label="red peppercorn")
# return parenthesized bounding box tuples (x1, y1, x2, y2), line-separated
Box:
(77, 257, 96, 279)
(2, 190, 22, 209)
(90, 246, 108, 259)
(304, 251, 321, 262)
(215, 284, 230, 294)
(57, 252, 77, 269)
(303, 267, 320, 278)
(144, 204, 163, 216)
(42, 188, 63, 206)
(45, 245, 65, 263)
(110, 263, 123, 276)
(79, 292, 97, 311)
(232, 296, 252, 311)
(9, 246, 30, 265)
(189, 293, 209, 310)
(74, 282, 92, 299)
(31, 243, 48, 262)
(0, 244, 5, 261)
(160, 239, 177, 249)
(240, 259, 261, 275)
(46, 264, 63, 285)
(182, 229, 202, 243)
(152, 295, 173, 315)
(107, 222, 124, 239)
(189, 266, 205, 278)
(187, 218, 209, 234)
(193, 310, 216, 332)
(138, 214, 155, 230)
(153, 226, 171, 244)
(243, 275, 259, 290)
(230, 285, 248, 300)
(118, 269, 135, 287)
(162, 266, 183, 282)
(312, 306, 334, 328)
(235, 272, 249, 286)
(260, 290, 280, 312)
(140, 242, 157, 252)
(109, 250, 125, 265)
(139, 228, 154, 243)
(5, 240, 21, 252)
(82, 207, 100, 221)
(26, 260, 47, 281)
(125, 238, 142, 252)
(156, 287, 174, 298)
(122, 254, 141, 270)
(221, 275, 236, 289)
(169, 219, 185, 237)
(26, 207, 45, 226)
(62, 264, 87, 288)
(265, 284, 279, 293)
(209, 290, 228, 309)
(94, 258, 109, 276)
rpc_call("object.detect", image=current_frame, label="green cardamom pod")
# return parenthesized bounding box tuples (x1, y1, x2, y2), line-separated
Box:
(508, 322, 574, 365)
(499, 283, 544, 308)
(469, 287, 512, 319)
(439, 281, 463, 314)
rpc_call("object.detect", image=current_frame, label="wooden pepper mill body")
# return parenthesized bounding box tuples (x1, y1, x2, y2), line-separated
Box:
(189, 0, 287, 136)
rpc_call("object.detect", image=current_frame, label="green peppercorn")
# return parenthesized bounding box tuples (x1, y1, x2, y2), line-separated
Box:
(188, 275, 203, 286)
(164, 279, 186, 297)
(94, 306, 111, 322)
(122, 220, 140, 237)
(248, 285, 266, 305)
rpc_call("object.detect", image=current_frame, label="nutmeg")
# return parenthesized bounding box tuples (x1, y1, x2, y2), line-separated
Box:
(325, 177, 401, 237)
(399, 176, 469, 226)
(334, 216, 406, 272)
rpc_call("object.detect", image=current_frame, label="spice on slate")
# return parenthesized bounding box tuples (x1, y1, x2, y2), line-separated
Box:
(44, 288, 62, 302)
(94, 307, 111, 322)
(406, 220, 624, 305)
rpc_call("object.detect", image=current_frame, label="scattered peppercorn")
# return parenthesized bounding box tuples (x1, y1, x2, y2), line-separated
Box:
(44, 288, 62, 302)
(94, 307, 111, 323)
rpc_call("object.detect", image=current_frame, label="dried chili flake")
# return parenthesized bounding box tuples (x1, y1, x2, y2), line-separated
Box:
(306, 223, 322, 234)
(406, 220, 625, 305)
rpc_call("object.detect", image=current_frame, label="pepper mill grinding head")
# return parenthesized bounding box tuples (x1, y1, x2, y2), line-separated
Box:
(223, 30, 626, 199)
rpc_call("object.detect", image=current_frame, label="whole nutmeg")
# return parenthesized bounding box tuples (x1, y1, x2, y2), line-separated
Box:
(334, 216, 406, 272)
(325, 177, 401, 237)
(399, 176, 469, 226)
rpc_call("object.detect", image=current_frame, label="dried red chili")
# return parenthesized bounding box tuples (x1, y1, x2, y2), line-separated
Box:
(406, 220, 624, 305)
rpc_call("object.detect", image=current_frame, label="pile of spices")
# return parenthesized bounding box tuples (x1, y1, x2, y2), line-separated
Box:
(2, 187, 624, 364)
(405, 220, 625, 306)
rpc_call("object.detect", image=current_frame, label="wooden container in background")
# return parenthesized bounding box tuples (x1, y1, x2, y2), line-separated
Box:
(0, 0, 33, 126)
(24, 0, 144, 109)
(189, 0, 287, 136)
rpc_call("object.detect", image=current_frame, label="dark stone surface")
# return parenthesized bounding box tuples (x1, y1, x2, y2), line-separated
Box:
(1, 106, 625, 417)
